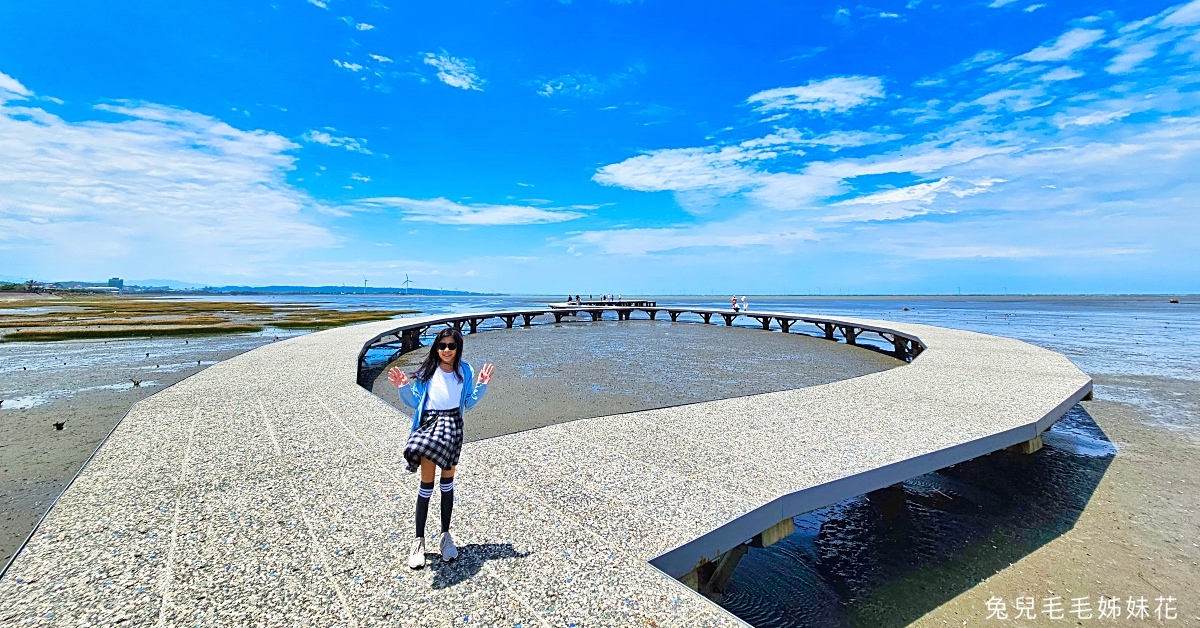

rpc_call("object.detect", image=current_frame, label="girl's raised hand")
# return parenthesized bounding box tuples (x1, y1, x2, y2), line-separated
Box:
(387, 367, 409, 387)
(477, 363, 494, 385)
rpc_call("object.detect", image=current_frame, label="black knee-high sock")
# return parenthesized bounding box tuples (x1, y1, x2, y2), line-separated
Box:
(440, 476, 455, 533)
(415, 481, 434, 538)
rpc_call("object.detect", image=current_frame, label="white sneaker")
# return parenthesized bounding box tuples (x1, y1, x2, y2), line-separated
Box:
(408, 537, 426, 569)
(439, 531, 458, 562)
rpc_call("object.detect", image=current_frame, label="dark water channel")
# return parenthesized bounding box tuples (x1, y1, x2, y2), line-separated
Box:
(721, 406, 1115, 627)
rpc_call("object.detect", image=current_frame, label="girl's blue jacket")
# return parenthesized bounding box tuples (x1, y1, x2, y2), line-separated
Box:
(396, 361, 488, 432)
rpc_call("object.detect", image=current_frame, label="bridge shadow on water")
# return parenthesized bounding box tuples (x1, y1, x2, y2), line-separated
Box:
(719, 405, 1117, 628)
(427, 542, 531, 589)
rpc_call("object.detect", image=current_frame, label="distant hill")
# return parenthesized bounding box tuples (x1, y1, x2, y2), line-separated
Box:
(126, 279, 209, 290)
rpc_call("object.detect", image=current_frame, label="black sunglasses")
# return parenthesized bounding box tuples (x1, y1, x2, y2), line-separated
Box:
(436, 342, 458, 351)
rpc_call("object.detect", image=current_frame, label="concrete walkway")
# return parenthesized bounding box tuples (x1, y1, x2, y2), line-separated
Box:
(0, 312, 1091, 626)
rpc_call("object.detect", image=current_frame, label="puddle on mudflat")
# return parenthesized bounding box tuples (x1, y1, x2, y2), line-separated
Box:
(1, 380, 162, 410)
(719, 406, 1115, 628)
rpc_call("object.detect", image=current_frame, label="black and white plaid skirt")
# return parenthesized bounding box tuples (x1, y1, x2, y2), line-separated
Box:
(403, 408, 464, 472)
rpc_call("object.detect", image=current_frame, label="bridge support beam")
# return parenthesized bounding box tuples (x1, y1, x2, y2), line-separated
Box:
(840, 325, 859, 345)
(720, 313, 736, 326)
(668, 310, 681, 322)
(522, 314, 536, 327)
(501, 315, 517, 329)
(778, 318, 792, 333)
(753, 316, 771, 330)
(821, 322, 835, 340)
(589, 309, 604, 321)
(553, 312, 565, 323)
(682, 516, 793, 603)
(400, 329, 422, 353)
(1013, 434, 1043, 455)
(647, 309, 658, 321)
(700, 313, 713, 324)
(468, 319, 480, 334)
(891, 336, 907, 360)
(866, 483, 906, 529)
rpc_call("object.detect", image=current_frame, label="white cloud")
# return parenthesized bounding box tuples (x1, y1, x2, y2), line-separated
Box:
(1025, 4, 1045, 12)
(1040, 66, 1084, 81)
(1160, 0, 1200, 28)
(356, 23, 375, 30)
(592, 146, 765, 193)
(423, 52, 484, 91)
(333, 59, 363, 72)
(357, 197, 587, 225)
(562, 215, 818, 255)
(301, 129, 371, 154)
(0, 95, 337, 279)
(0, 72, 31, 98)
(988, 0, 1019, 7)
(351, 173, 371, 182)
(746, 76, 885, 114)
(1055, 109, 1131, 127)
(1017, 28, 1106, 62)
(833, 177, 955, 206)
(369, 54, 393, 63)
(307, 0, 328, 8)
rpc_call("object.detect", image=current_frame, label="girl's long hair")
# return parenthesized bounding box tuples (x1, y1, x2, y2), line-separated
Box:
(415, 327, 464, 383)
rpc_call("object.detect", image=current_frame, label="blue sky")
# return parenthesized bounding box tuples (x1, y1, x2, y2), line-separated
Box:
(1, 0, 1198, 294)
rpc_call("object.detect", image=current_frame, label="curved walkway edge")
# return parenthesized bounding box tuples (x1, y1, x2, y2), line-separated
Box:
(0, 311, 1091, 627)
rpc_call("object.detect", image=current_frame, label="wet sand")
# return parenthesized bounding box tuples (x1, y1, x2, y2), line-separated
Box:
(370, 320, 904, 441)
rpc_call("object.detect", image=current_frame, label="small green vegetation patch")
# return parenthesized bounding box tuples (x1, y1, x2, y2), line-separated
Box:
(0, 296, 419, 342)
(3, 325, 265, 342)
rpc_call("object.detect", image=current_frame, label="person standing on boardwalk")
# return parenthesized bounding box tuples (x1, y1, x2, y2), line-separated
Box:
(731, 295, 739, 312)
(387, 327, 494, 569)
(741, 296, 748, 311)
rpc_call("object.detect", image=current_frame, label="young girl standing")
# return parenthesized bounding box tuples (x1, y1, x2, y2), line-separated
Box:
(387, 327, 494, 569)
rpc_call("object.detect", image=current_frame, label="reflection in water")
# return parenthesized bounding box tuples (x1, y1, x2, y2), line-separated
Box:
(720, 406, 1116, 627)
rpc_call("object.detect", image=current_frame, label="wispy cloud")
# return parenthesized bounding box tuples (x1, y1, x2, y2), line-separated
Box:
(333, 59, 363, 72)
(369, 54, 392, 63)
(301, 129, 371, 154)
(0, 71, 31, 98)
(1017, 28, 1105, 62)
(0, 87, 337, 279)
(536, 66, 643, 98)
(357, 197, 588, 225)
(747, 76, 885, 114)
(307, 0, 328, 8)
(423, 52, 484, 91)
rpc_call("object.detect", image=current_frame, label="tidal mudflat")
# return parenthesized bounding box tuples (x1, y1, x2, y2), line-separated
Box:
(372, 320, 904, 442)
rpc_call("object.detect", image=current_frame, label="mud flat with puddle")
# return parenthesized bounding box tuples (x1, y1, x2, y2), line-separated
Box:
(371, 320, 905, 442)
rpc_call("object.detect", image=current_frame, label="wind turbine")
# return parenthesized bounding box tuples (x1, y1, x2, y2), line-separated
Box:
(362, 276, 368, 294)
(402, 274, 413, 295)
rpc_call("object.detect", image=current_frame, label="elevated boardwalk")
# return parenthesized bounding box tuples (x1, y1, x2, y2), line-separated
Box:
(0, 310, 1091, 626)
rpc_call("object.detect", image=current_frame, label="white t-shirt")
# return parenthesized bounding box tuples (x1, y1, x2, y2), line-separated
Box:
(425, 367, 463, 411)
